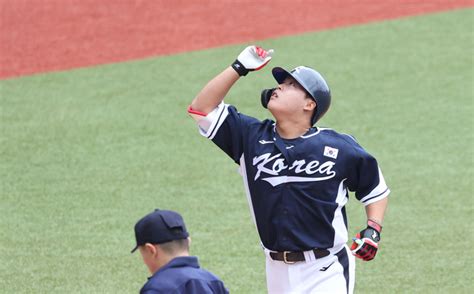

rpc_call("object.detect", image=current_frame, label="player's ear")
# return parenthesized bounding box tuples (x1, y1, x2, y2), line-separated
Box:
(304, 98, 316, 111)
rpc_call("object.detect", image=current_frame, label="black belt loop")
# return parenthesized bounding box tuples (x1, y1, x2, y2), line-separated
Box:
(270, 249, 330, 264)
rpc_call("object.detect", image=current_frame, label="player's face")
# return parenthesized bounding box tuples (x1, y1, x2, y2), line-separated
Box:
(268, 76, 314, 119)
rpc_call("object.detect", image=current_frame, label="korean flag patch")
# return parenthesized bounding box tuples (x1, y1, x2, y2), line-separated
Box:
(324, 146, 339, 159)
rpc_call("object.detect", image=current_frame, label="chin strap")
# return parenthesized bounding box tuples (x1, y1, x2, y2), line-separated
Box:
(260, 88, 275, 108)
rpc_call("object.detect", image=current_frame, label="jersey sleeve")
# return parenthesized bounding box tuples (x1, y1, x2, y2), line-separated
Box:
(189, 102, 258, 164)
(346, 139, 390, 206)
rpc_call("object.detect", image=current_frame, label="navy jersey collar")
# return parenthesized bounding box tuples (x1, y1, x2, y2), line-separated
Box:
(148, 256, 199, 280)
(272, 124, 318, 140)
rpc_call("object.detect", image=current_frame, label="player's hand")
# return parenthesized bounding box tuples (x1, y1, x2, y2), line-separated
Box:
(350, 220, 382, 261)
(231, 45, 274, 76)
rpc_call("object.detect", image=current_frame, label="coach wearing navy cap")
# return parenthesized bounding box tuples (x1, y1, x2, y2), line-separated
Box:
(132, 209, 229, 294)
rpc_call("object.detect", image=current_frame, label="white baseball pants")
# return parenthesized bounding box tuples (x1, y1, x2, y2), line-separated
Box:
(264, 245, 355, 294)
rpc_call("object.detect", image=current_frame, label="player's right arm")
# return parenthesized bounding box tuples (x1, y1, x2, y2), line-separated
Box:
(189, 67, 240, 118)
(188, 45, 274, 120)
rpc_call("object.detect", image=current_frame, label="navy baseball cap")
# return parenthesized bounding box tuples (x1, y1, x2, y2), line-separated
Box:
(131, 209, 189, 253)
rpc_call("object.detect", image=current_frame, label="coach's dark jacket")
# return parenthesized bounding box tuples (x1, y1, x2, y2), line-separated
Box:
(140, 256, 228, 294)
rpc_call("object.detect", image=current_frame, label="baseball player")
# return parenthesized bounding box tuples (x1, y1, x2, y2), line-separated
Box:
(188, 45, 390, 293)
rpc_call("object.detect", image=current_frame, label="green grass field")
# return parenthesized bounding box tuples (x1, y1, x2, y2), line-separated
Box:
(1, 8, 473, 293)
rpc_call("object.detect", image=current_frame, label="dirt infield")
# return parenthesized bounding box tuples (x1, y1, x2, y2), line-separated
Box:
(1, 0, 472, 79)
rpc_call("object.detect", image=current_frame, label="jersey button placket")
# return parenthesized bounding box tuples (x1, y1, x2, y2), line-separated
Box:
(273, 140, 291, 248)
(280, 183, 291, 246)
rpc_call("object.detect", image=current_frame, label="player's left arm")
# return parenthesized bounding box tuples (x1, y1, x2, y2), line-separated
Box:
(365, 196, 388, 227)
(351, 197, 388, 261)
(345, 137, 390, 261)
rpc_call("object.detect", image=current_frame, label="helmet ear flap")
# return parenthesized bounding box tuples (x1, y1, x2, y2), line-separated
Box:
(261, 88, 275, 109)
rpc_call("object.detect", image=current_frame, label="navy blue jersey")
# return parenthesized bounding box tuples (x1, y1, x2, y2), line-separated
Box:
(140, 256, 228, 294)
(194, 103, 390, 252)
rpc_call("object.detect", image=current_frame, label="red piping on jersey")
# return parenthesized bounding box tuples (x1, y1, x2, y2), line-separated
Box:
(187, 105, 208, 116)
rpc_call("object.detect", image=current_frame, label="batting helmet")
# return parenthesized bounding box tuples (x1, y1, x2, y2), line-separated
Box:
(267, 66, 331, 125)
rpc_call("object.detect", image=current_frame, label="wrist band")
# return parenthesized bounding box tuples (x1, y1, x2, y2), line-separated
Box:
(367, 219, 382, 233)
(231, 59, 249, 76)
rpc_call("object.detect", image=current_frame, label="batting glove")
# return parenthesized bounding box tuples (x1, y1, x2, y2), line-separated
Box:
(350, 220, 382, 261)
(231, 45, 274, 76)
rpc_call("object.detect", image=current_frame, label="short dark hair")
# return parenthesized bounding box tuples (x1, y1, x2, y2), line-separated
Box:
(158, 238, 190, 255)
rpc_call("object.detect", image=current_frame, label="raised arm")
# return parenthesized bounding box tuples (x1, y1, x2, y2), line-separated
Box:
(190, 67, 240, 115)
(189, 45, 274, 118)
